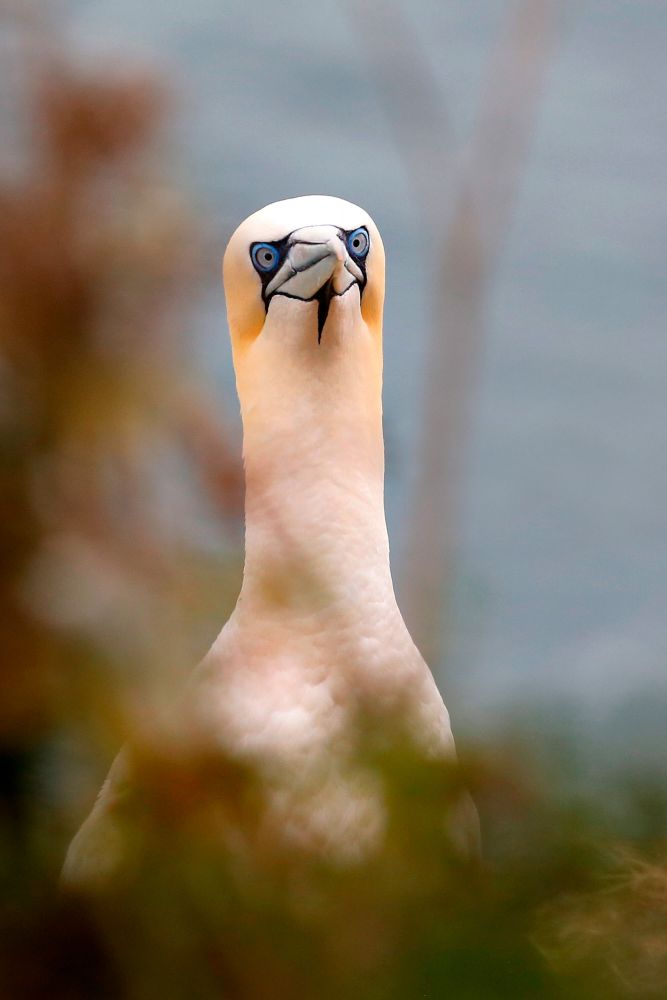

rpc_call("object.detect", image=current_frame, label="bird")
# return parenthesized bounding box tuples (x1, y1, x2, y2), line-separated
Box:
(62, 195, 478, 884)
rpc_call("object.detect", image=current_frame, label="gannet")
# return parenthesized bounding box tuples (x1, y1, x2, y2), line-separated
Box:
(63, 195, 477, 883)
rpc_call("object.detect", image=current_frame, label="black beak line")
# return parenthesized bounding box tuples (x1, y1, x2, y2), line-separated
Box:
(316, 279, 334, 344)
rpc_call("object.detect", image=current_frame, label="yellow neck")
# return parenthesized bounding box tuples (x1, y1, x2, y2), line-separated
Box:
(233, 293, 389, 613)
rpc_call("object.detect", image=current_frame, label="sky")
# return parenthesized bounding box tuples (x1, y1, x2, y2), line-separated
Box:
(62, 0, 667, 734)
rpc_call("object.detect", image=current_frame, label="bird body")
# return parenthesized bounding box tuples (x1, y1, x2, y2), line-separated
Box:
(63, 196, 475, 883)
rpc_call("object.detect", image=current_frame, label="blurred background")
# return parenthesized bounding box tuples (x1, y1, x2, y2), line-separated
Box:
(60, 0, 667, 753)
(1, 1, 666, 997)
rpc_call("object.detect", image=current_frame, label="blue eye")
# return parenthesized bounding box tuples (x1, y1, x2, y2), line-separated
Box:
(346, 227, 370, 259)
(251, 243, 280, 272)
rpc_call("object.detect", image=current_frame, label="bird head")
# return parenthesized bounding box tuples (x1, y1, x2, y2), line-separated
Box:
(223, 196, 386, 478)
(223, 195, 385, 355)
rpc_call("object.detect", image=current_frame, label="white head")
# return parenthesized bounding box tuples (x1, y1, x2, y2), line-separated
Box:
(223, 194, 384, 352)
(223, 195, 386, 485)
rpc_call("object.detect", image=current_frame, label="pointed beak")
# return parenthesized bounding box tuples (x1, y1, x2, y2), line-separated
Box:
(263, 225, 364, 340)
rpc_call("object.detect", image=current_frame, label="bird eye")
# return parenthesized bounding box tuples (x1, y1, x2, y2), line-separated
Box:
(251, 243, 280, 273)
(346, 227, 370, 259)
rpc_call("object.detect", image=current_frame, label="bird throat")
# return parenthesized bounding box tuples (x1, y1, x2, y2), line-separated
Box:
(237, 299, 389, 615)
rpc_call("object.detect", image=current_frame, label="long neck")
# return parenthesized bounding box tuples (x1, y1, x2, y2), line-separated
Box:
(234, 295, 395, 619)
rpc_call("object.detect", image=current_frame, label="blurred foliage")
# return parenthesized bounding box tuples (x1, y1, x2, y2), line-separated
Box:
(0, 18, 666, 1000)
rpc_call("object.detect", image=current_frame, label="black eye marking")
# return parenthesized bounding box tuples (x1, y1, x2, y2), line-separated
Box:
(249, 235, 290, 300)
(250, 225, 369, 319)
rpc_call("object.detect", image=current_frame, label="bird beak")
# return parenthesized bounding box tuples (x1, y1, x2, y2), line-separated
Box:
(263, 225, 364, 341)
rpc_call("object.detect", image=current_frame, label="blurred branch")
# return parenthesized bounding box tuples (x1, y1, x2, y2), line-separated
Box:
(402, 0, 566, 667)
(338, 0, 454, 211)
(344, 0, 566, 666)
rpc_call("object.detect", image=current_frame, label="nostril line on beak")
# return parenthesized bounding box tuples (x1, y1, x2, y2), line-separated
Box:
(326, 236, 346, 263)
